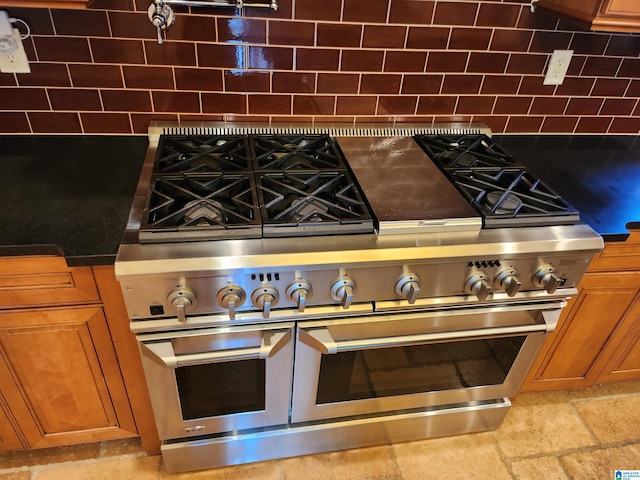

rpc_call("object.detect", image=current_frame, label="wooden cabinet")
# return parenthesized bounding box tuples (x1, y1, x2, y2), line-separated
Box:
(0, 256, 159, 453)
(536, 0, 640, 33)
(523, 231, 640, 391)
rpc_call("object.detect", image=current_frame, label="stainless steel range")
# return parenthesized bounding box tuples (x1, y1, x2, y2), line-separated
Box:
(115, 122, 603, 473)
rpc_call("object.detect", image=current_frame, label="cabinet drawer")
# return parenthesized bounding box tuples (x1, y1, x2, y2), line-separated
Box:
(589, 231, 640, 271)
(0, 257, 99, 309)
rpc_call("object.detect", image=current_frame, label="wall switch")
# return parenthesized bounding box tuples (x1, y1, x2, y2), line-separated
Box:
(543, 49, 573, 86)
(0, 28, 30, 73)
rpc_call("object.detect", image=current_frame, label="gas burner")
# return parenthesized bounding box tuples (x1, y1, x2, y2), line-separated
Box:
(415, 134, 514, 170)
(252, 135, 345, 171)
(485, 191, 523, 215)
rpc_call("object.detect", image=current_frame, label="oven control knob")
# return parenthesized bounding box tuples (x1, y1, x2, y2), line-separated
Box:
(216, 285, 246, 320)
(286, 280, 313, 313)
(251, 285, 279, 319)
(395, 273, 421, 304)
(494, 268, 522, 297)
(167, 287, 197, 323)
(330, 275, 356, 309)
(533, 264, 561, 294)
(464, 268, 492, 301)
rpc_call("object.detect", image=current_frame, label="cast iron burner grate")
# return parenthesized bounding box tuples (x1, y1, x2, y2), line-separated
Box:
(251, 135, 346, 171)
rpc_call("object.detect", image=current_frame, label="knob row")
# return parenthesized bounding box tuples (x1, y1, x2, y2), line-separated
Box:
(464, 264, 561, 301)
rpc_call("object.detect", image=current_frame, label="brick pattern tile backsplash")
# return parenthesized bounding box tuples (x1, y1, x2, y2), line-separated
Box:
(0, 0, 638, 134)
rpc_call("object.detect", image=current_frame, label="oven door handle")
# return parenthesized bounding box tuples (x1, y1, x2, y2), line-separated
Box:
(139, 328, 292, 368)
(299, 309, 560, 354)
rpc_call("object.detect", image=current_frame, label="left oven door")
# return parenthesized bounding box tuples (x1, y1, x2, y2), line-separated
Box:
(137, 321, 294, 440)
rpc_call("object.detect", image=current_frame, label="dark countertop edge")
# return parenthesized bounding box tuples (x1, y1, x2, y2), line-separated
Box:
(0, 244, 116, 267)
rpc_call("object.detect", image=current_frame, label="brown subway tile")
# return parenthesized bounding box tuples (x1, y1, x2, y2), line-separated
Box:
(225, 71, 270, 92)
(518, 7, 558, 30)
(600, 98, 637, 116)
(174, 68, 223, 91)
(406, 26, 449, 49)
(202, 93, 247, 113)
(9, 8, 54, 35)
(472, 115, 508, 133)
(179, 114, 226, 123)
(609, 118, 640, 134)
(426, 52, 468, 72)
(317, 24, 362, 48)
(341, 50, 385, 72)
(401, 74, 443, 94)
(363, 25, 407, 49)
(167, 15, 216, 42)
(356, 115, 397, 123)
(0, 112, 30, 133)
(416, 96, 456, 114)
(35, 37, 92, 62)
(565, 56, 585, 76)
(434, 1, 477, 26)
(389, 0, 435, 25)
(108, 11, 155, 39)
(505, 116, 544, 133)
(81, 112, 132, 133)
(248, 94, 292, 114)
(22, 37, 36, 62)
(360, 74, 402, 94)
(343, 0, 390, 23)
(506, 53, 547, 74)
(152, 91, 200, 113)
(144, 41, 197, 66)
(518, 76, 556, 95)
(377, 96, 417, 115)
(269, 21, 315, 46)
(592, 78, 630, 96)
(0, 72, 16, 86)
(198, 44, 246, 69)
(123, 66, 174, 89)
(297, 49, 340, 71)
(541, 116, 578, 133)
(396, 115, 435, 124)
(493, 96, 532, 114)
(384, 51, 427, 72)
(248, 46, 294, 70)
(273, 72, 316, 93)
(17, 63, 70, 87)
(441, 75, 483, 94)
(91, 0, 135, 10)
(490, 30, 533, 52)
(530, 97, 569, 115)
(69, 64, 124, 88)
(456, 96, 495, 114)
(606, 35, 640, 57)
(295, 0, 341, 21)
(449, 28, 492, 50)
(317, 73, 359, 94)
(555, 77, 595, 96)
(101, 90, 152, 112)
(619, 58, 640, 78)
(565, 98, 604, 115)
(336, 96, 377, 115)
(48, 88, 102, 111)
(132, 112, 178, 133)
(52, 9, 110, 36)
(477, 3, 521, 27)
(217, 18, 266, 44)
(575, 116, 613, 133)
(0, 88, 49, 110)
(467, 53, 509, 73)
(627, 80, 640, 98)
(481, 75, 522, 94)
(293, 95, 335, 115)
(91, 38, 145, 64)
(570, 33, 610, 55)
(245, 0, 292, 19)
(315, 115, 355, 123)
(29, 112, 81, 133)
(529, 31, 572, 53)
(582, 57, 622, 76)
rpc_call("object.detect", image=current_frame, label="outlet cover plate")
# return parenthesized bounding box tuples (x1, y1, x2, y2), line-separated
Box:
(0, 28, 30, 73)
(543, 49, 573, 86)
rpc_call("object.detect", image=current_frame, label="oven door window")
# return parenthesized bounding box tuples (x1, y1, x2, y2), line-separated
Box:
(175, 359, 266, 419)
(316, 336, 525, 404)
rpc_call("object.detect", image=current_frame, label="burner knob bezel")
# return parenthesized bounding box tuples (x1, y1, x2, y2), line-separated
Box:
(216, 285, 246, 320)
(395, 273, 421, 304)
(533, 264, 561, 294)
(494, 268, 522, 297)
(286, 279, 313, 313)
(464, 267, 492, 301)
(330, 275, 356, 309)
(251, 285, 280, 319)
(167, 287, 197, 323)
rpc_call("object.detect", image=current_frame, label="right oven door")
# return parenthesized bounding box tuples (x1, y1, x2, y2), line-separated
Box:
(291, 302, 561, 423)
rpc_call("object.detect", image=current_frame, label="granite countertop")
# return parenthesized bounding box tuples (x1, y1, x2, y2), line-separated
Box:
(494, 134, 640, 242)
(0, 135, 147, 266)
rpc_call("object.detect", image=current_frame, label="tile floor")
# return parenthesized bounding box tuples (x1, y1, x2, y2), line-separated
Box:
(2, 381, 640, 479)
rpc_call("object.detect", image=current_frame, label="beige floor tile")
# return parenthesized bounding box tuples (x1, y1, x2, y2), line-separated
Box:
(0, 472, 31, 480)
(35, 456, 161, 480)
(601, 380, 640, 395)
(393, 433, 511, 480)
(573, 396, 640, 444)
(510, 390, 568, 407)
(511, 456, 569, 480)
(561, 445, 640, 480)
(100, 438, 145, 457)
(160, 459, 281, 480)
(495, 394, 597, 458)
(0, 443, 102, 470)
(283, 446, 398, 480)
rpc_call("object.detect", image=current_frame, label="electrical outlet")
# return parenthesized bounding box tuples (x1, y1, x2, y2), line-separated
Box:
(543, 49, 573, 86)
(0, 28, 29, 73)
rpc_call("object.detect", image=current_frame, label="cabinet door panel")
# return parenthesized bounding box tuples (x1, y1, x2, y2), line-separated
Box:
(599, 300, 640, 382)
(0, 394, 24, 451)
(605, 0, 640, 15)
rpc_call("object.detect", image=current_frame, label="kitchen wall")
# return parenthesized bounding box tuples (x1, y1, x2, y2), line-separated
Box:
(0, 0, 638, 134)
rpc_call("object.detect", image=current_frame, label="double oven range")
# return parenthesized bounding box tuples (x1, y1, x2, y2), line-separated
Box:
(115, 122, 603, 473)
